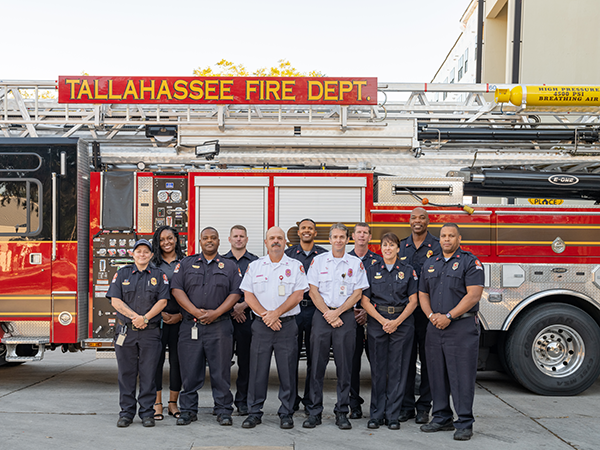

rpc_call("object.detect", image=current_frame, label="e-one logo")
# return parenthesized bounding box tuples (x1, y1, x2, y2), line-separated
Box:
(548, 175, 579, 186)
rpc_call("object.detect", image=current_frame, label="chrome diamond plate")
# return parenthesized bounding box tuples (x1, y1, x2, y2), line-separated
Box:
(480, 264, 600, 331)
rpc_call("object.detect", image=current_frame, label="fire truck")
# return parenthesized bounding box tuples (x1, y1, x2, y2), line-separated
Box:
(1, 77, 600, 397)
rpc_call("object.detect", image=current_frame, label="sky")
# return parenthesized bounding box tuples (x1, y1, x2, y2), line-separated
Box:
(2, 0, 472, 82)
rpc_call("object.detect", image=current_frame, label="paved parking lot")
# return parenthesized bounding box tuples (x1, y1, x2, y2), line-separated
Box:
(0, 349, 599, 450)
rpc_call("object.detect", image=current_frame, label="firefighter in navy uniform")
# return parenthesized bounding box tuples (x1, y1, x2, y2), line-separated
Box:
(284, 218, 326, 413)
(347, 222, 382, 419)
(398, 207, 441, 424)
(361, 232, 418, 430)
(419, 223, 484, 441)
(171, 227, 242, 427)
(222, 225, 259, 416)
(106, 238, 169, 428)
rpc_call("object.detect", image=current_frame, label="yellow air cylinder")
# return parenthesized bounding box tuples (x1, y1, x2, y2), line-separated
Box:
(495, 85, 600, 107)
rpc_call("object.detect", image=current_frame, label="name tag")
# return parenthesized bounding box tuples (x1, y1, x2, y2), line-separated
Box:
(116, 328, 127, 346)
(191, 324, 198, 340)
(278, 285, 286, 296)
(339, 284, 347, 296)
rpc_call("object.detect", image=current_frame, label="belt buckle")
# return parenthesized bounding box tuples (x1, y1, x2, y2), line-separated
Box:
(301, 300, 308, 307)
(387, 306, 395, 314)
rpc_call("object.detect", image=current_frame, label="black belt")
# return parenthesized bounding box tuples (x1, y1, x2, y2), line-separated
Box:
(376, 305, 406, 315)
(453, 312, 478, 321)
(185, 314, 231, 325)
(255, 315, 296, 324)
(300, 298, 314, 307)
(117, 319, 159, 331)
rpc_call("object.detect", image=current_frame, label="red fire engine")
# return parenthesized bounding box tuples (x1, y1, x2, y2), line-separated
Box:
(1, 78, 599, 397)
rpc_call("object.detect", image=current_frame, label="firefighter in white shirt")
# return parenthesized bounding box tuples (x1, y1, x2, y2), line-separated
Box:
(240, 226, 308, 430)
(303, 223, 369, 430)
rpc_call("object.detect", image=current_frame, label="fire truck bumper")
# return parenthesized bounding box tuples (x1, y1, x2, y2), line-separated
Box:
(1, 336, 49, 362)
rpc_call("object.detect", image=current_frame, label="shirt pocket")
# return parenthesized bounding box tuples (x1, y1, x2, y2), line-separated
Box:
(318, 273, 333, 291)
(446, 272, 465, 295)
(214, 272, 229, 288)
(255, 278, 268, 294)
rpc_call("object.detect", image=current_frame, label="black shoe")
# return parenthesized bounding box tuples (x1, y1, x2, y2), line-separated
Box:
(280, 415, 294, 429)
(388, 420, 400, 430)
(242, 415, 262, 429)
(335, 412, 352, 430)
(142, 416, 155, 428)
(176, 412, 198, 426)
(367, 418, 383, 429)
(116, 416, 133, 428)
(217, 414, 232, 426)
(454, 428, 473, 441)
(236, 404, 249, 416)
(420, 421, 455, 433)
(302, 414, 322, 428)
(398, 410, 416, 422)
(416, 410, 430, 424)
(349, 408, 363, 419)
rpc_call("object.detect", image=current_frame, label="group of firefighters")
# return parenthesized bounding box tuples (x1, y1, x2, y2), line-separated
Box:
(106, 207, 484, 441)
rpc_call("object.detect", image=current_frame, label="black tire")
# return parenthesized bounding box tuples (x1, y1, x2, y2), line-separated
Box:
(505, 303, 600, 396)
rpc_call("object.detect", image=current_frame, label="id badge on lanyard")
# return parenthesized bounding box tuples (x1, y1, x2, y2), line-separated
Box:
(116, 324, 127, 346)
(339, 273, 347, 296)
(191, 319, 198, 340)
(278, 275, 285, 296)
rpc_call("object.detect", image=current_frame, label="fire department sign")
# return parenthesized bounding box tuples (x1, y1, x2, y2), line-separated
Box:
(58, 76, 378, 105)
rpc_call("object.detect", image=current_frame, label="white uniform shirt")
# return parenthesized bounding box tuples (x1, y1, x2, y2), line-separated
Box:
(307, 251, 369, 308)
(240, 254, 309, 317)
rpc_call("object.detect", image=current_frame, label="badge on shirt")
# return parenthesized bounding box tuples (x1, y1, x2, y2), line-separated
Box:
(151, 277, 157, 286)
(413, 270, 418, 280)
(339, 284, 346, 296)
(122, 280, 130, 285)
(278, 285, 286, 296)
(285, 269, 291, 277)
(218, 262, 225, 269)
(360, 262, 364, 270)
(192, 265, 200, 269)
(374, 272, 382, 279)
(427, 250, 433, 258)
(371, 259, 378, 266)
(397, 271, 404, 280)
(452, 262, 459, 271)
(174, 263, 181, 273)
(300, 265, 305, 273)
(112, 273, 118, 283)
(475, 260, 483, 270)
(428, 265, 435, 273)
(347, 268, 353, 277)
(400, 256, 407, 260)
(162, 274, 169, 284)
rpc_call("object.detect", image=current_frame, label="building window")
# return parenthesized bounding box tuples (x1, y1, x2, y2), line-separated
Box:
(458, 55, 464, 81)
(450, 68, 455, 84)
(443, 77, 448, 100)
(464, 48, 469, 73)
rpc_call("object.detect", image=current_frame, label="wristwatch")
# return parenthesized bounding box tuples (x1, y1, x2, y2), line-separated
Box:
(143, 315, 149, 324)
(446, 312, 453, 321)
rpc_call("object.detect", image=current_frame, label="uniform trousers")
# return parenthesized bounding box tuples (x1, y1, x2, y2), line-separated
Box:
(367, 313, 414, 421)
(115, 326, 162, 419)
(425, 316, 479, 429)
(232, 312, 252, 409)
(155, 321, 182, 392)
(307, 308, 356, 416)
(349, 322, 368, 411)
(178, 318, 234, 415)
(401, 305, 432, 413)
(294, 303, 315, 409)
(247, 317, 298, 418)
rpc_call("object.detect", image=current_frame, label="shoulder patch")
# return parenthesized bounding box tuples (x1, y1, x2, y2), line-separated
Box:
(360, 262, 364, 270)
(475, 259, 484, 270)
(111, 273, 118, 283)
(174, 263, 181, 273)
(300, 265, 305, 273)
(413, 269, 418, 280)
(162, 273, 169, 284)
(310, 259, 315, 267)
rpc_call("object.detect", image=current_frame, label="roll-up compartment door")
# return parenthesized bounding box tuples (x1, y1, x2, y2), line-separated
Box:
(275, 176, 366, 250)
(194, 176, 269, 256)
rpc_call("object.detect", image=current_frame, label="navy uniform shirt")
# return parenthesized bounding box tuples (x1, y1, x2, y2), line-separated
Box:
(349, 249, 383, 268)
(419, 247, 484, 313)
(157, 259, 182, 314)
(398, 232, 442, 279)
(106, 264, 170, 325)
(285, 243, 327, 301)
(223, 249, 259, 305)
(171, 253, 243, 321)
(363, 258, 418, 307)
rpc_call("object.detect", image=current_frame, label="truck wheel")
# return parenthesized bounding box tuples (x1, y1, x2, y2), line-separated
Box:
(505, 303, 600, 396)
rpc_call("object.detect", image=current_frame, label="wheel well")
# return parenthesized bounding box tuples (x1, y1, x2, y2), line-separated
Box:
(508, 293, 600, 331)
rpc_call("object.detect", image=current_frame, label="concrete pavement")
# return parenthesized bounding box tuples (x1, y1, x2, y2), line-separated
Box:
(0, 349, 598, 450)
